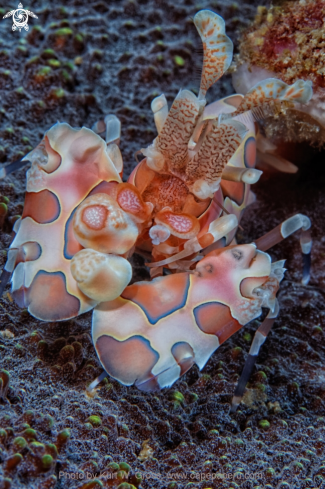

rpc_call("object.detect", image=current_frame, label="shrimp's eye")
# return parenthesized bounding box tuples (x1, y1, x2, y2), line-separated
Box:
(232, 249, 243, 261)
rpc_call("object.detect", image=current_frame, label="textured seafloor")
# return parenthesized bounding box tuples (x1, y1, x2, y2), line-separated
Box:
(0, 1, 324, 488)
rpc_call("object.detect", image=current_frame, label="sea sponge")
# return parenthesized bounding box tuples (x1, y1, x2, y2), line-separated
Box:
(233, 0, 325, 147)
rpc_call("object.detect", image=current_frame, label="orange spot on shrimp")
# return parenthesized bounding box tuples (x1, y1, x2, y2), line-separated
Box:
(202, 19, 209, 31)
(286, 87, 295, 96)
(291, 91, 304, 98)
(82, 205, 108, 230)
(198, 232, 214, 248)
(122, 273, 190, 325)
(89, 180, 119, 197)
(193, 302, 241, 343)
(155, 209, 200, 238)
(22, 190, 60, 224)
(117, 182, 152, 222)
(165, 213, 192, 233)
(118, 187, 142, 213)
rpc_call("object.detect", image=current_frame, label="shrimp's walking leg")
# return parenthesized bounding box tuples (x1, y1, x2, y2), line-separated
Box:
(231, 302, 279, 413)
(221, 166, 262, 184)
(87, 371, 108, 393)
(0, 157, 31, 179)
(255, 214, 312, 285)
(0, 270, 11, 297)
(0, 219, 21, 298)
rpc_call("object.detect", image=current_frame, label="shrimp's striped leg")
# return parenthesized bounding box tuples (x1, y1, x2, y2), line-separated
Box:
(0, 156, 31, 179)
(194, 10, 233, 101)
(186, 120, 247, 200)
(301, 231, 312, 286)
(230, 79, 313, 119)
(255, 214, 312, 285)
(256, 132, 298, 174)
(256, 150, 299, 174)
(231, 302, 279, 413)
(87, 370, 108, 393)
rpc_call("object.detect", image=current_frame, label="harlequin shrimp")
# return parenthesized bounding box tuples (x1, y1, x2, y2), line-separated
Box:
(0, 10, 313, 411)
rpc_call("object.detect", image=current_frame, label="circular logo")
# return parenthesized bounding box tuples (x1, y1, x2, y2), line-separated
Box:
(13, 9, 28, 29)
(3, 3, 37, 32)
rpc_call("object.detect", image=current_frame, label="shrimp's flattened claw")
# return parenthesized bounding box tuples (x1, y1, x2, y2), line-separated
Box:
(155, 90, 200, 173)
(187, 120, 247, 199)
(194, 10, 233, 100)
